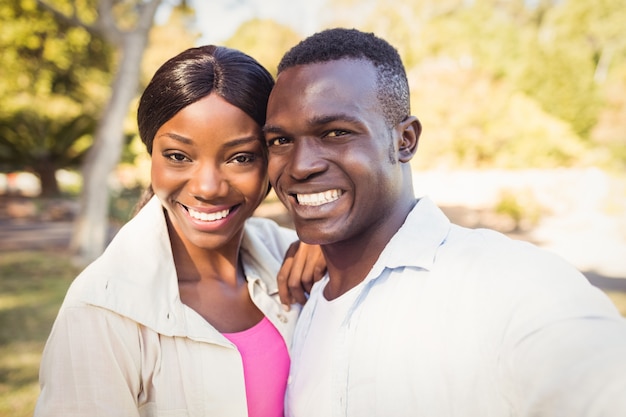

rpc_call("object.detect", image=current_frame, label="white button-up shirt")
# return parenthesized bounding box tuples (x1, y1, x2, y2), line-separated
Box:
(286, 196, 626, 417)
(36, 196, 300, 417)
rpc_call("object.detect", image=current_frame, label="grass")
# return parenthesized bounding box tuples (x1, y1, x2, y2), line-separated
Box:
(0, 250, 78, 417)
(1, 249, 625, 416)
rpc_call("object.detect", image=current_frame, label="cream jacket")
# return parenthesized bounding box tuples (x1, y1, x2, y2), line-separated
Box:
(35, 196, 300, 417)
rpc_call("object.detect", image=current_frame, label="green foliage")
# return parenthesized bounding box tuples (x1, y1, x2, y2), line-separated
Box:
(417, 0, 602, 139)
(224, 19, 301, 76)
(410, 65, 591, 169)
(515, 41, 600, 138)
(0, 0, 113, 195)
(0, 0, 112, 108)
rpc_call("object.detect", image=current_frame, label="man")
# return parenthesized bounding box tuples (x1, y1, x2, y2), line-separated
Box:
(265, 28, 626, 417)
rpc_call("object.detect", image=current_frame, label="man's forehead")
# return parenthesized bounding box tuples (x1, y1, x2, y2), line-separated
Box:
(266, 63, 383, 134)
(276, 59, 376, 87)
(272, 61, 377, 108)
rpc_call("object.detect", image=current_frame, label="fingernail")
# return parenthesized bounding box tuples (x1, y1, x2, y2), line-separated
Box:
(282, 304, 291, 312)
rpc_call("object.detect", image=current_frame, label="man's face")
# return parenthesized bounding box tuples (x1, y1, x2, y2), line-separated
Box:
(264, 59, 407, 246)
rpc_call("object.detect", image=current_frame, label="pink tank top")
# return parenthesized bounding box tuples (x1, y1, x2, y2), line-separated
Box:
(223, 316, 290, 417)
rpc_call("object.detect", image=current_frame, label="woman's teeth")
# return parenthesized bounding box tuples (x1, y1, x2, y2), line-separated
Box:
(188, 207, 230, 221)
(297, 189, 342, 206)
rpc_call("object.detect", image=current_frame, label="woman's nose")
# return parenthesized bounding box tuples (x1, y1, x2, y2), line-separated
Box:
(188, 163, 229, 200)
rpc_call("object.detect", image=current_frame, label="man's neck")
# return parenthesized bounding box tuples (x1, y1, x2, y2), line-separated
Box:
(321, 197, 417, 300)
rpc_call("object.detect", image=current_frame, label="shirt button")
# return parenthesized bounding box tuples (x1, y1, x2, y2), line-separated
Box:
(276, 313, 288, 323)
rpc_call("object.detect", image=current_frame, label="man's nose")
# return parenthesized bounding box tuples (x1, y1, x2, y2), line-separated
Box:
(288, 138, 328, 181)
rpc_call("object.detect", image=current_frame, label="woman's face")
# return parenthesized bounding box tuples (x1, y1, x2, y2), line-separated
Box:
(151, 93, 269, 252)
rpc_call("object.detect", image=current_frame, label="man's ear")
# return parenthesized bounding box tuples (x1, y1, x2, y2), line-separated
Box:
(397, 115, 421, 163)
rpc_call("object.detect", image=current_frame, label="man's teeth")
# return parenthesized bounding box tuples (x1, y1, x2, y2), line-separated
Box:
(188, 207, 230, 221)
(297, 189, 342, 206)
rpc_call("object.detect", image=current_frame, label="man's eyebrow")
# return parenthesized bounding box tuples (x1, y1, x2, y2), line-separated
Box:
(262, 124, 283, 135)
(263, 113, 363, 134)
(310, 113, 363, 126)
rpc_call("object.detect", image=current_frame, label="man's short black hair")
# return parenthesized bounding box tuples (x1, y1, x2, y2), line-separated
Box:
(278, 28, 410, 127)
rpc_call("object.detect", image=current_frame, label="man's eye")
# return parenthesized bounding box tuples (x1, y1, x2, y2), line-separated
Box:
(326, 130, 349, 138)
(267, 137, 290, 147)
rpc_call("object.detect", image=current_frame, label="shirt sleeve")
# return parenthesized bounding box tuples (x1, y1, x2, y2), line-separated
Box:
(507, 316, 626, 416)
(35, 303, 143, 417)
(494, 244, 626, 416)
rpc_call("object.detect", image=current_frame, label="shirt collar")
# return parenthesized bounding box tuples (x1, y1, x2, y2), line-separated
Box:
(369, 196, 451, 277)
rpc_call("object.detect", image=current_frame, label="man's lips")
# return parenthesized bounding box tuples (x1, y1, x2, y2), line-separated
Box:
(292, 189, 343, 206)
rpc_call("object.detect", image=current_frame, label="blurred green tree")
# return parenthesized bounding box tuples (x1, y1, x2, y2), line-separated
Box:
(224, 18, 301, 77)
(0, 0, 112, 195)
(416, 0, 603, 139)
(0, 112, 95, 196)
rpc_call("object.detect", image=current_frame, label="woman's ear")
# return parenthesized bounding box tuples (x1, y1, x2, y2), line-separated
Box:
(397, 115, 421, 163)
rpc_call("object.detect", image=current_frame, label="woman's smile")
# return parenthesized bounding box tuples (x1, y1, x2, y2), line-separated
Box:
(185, 204, 235, 222)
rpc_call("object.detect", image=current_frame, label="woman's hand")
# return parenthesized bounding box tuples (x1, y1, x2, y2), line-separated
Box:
(277, 242, 326, 309)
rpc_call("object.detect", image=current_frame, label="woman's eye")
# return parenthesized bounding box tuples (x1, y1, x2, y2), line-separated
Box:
(232, 153, 257, 164)
(165, 152, 189, 162)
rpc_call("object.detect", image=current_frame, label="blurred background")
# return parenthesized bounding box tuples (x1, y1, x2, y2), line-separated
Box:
(1, 0, 625, 415)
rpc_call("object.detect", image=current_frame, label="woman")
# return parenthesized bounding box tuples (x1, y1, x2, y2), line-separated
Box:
(35, 45, 323, 416)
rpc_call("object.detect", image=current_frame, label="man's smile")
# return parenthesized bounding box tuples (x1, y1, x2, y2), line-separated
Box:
(293, 189, 343, 206)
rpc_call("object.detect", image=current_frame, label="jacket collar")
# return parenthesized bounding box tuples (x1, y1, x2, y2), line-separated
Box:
(68, 196, 285, 343)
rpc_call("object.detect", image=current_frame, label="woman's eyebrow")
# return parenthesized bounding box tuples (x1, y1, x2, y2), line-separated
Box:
(222, 136, 259, 149)
(158, 132, 192, 144)
(157, 134, 258, 148)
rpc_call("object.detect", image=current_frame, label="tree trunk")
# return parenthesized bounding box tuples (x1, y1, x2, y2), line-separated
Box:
(70, 32, 152, 265)
(36, 158, 60, 197)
